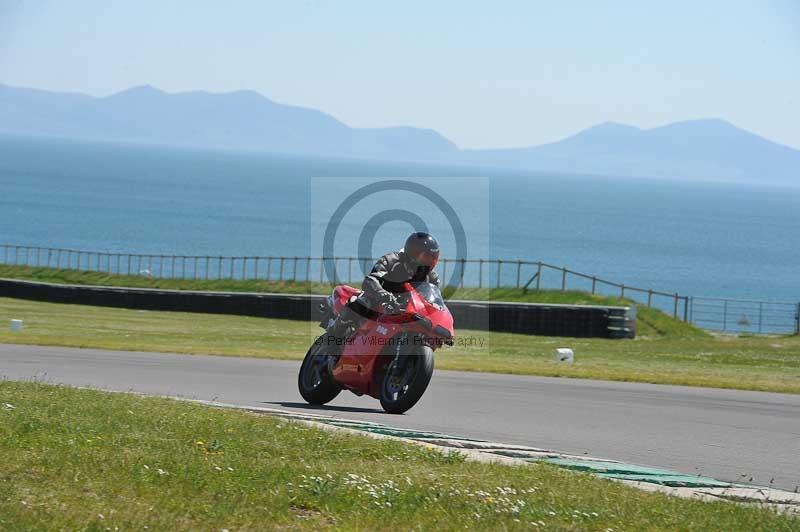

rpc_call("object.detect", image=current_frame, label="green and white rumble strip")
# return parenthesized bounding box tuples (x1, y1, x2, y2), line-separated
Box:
(186, 400, 800, 516)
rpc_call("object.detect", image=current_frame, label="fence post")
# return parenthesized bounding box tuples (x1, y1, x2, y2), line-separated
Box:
(723, 300, 728, 331)
(478, 259, 483, 289)
(442, 259, 448, 287)
(242, 257, 248, 280)
(796, 302, 800, 335)
(536, 262, 542, 291)
(229, 257, 234, 279)
(673, 293, 679, 318)
(206, 257, 210, 280)
(279, 257, 285, 281)
(620, 284, 625, 298)
(515, 260, 521, 289)
(561, 268, 567, 291)
(217, 256, 223, 280)
(758, 301, 763, 333)
(306, 257, 311, 282)
(496, 260, 502, 289)
(460, 258, 466, 288)
(647, 289, 653, 307)
(683, 296, 689, 322)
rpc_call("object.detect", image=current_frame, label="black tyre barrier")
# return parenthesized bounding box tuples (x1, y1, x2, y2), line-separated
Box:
(0, 279, 635, 339)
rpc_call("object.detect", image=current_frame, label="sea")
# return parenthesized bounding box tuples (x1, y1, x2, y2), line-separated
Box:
(1, 134, 798, 302)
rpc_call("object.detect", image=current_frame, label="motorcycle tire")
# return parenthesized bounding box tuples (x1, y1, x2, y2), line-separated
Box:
(298, 336, 341, 405)
(379, 343, 434, 414)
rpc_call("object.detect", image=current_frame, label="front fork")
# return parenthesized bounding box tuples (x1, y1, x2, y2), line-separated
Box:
(385, 333, 416, 378)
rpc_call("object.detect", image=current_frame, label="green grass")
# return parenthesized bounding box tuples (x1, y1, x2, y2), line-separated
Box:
(0, 264, 701, 338)
(0, 381, 795, 530)
(2, 297, 799, 394)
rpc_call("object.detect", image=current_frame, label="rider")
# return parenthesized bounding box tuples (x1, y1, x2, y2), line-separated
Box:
(327, 232, 441, 343)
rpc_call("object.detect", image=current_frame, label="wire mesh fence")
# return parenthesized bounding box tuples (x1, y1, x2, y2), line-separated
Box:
(3, 243, 799, 332)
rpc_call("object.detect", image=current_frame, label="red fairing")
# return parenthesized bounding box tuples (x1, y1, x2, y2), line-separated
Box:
(331, 281, 454, 398)
(331, 285, 360, 315)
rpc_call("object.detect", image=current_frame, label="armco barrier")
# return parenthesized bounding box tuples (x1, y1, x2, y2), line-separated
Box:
(0, 278, 635, 339)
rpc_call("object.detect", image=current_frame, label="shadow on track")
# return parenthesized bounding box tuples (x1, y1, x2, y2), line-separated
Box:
(263, 401, 384, 414)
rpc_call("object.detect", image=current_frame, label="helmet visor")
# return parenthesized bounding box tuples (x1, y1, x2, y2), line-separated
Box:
(410, 250, 439, 269)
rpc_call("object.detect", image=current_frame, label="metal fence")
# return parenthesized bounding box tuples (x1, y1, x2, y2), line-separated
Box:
(689, 296, 800, 335)
(3, 243, 800, 333)
(1, 243, 689, 317)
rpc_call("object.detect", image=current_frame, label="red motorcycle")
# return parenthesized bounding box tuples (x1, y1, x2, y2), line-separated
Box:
(298, 282, 454, 414)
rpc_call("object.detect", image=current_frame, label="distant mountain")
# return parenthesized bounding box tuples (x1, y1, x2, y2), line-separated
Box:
(0, 84, 458, 160)
(464, 119, 800, 183)
(2, 83, 798, 183)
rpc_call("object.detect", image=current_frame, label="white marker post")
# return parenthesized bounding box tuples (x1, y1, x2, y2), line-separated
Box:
(10, 319, 24, 332)
(554, 348, 574, 363)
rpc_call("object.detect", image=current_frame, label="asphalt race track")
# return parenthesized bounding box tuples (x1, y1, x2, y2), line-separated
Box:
(2, 343, 799, 490)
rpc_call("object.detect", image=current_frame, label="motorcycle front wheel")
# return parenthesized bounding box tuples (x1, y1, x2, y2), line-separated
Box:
(380, 344, 434, 414)
(298, 336, 341, 405)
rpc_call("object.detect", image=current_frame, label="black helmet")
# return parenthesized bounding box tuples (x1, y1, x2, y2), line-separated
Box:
(404, 232, 440, 269)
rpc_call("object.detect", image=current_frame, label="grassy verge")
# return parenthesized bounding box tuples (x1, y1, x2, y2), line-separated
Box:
(0, 264, 701, 338)
(0, 381, 794, 530)
(2, 297, 799, 394)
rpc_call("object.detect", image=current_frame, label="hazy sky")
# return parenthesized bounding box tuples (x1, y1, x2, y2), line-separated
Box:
(1, 1, 798, 149)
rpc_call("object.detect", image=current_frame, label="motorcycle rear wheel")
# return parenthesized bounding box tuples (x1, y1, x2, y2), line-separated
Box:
(298, 336, 341, 405)
(379, 344, 434, 414)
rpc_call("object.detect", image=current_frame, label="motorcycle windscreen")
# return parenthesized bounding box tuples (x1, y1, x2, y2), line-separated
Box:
(410, 282, 446, 311)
